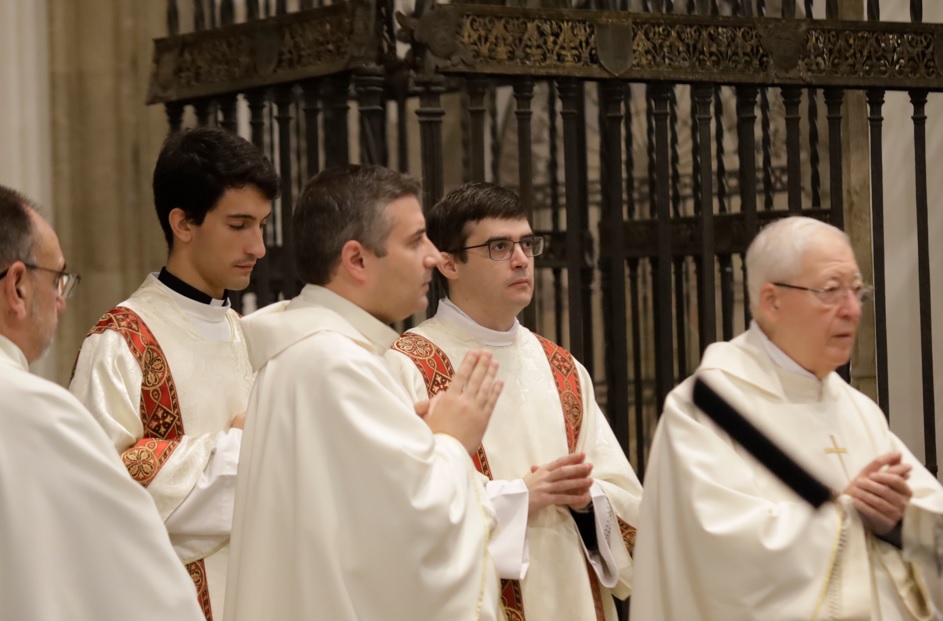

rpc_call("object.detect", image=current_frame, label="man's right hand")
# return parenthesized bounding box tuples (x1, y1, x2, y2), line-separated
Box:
(230, 412, 247, 430)
(421, 350, 503, 454)
(524, 452, 594, 513)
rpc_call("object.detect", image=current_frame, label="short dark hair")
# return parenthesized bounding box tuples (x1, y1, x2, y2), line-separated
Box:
(426, 182, 527, 293)
(0, 185, 37, 270)
(152, 127, 279, 250)
(293, 165, 421, 285)
(426, 182, 527, 261)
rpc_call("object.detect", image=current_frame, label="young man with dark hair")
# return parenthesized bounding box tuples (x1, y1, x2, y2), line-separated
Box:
(70, 127, 278, 620)
(387, 181, 643, 621)
(0, 185, 203, 621)
(226, 165, 507, 621)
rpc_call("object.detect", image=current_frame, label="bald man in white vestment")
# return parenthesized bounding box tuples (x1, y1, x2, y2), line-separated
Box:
(225, 165, 506, 621)
(0, 186, 203, 621)
(631, 216, 943, 621)
(386, 183, 642, 621)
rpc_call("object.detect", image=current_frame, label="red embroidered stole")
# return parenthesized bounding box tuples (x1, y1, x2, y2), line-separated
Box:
(85, 306, 214, 621)
(392, 331, 635, 621)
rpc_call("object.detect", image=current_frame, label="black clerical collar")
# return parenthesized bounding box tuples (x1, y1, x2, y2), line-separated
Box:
(158, 267, 229, 306)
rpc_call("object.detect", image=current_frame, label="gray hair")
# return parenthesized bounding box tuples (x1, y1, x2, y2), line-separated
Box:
(0, 185, 37, 270)
(745, 216, 850, 315)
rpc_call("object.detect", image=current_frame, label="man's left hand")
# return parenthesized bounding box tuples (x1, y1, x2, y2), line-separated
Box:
(844, 451, 912, 535)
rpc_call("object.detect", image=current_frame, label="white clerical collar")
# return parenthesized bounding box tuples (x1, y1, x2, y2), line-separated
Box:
(150, 273, 231, 324)
(300, 284, 399, 351)
(0, 333, 28, 371)
(435, 297, 519, 346)
(750, 320, 818, 380)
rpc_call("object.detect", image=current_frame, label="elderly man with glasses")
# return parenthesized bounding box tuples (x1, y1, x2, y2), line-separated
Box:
(631, 216, 943, 621)
(0, 185, 204, 620)
(386, 182, 642, 621)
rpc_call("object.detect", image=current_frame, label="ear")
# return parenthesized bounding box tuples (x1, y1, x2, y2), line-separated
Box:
(338, 239, 369, 284)
(757, 282, 780, 320)
(0, 262, 30, 320)
(168, 208, 195, 246)
(437, 251, 460, 281)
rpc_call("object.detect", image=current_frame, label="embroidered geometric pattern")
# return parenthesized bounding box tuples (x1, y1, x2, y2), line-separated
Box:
(187, 559, 214, 621)
(393, 331, 605, 620)
(86, 306, 212, 621)
(121, 437, 179, 487)
(617, 517, 637, 556)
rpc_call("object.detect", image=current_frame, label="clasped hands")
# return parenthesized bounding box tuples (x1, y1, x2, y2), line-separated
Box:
(843, 451, 912, 536)
(525, 452, 594, 513)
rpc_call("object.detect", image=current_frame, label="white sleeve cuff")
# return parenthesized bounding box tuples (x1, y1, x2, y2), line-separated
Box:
(484, 479, 530, 580)
(581, 482, 621, 589)
(164, 428, 241, 561)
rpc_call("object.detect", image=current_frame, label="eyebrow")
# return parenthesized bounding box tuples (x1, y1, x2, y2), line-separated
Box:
(227, 213, 270, 222)
(483, 234, 536, 243)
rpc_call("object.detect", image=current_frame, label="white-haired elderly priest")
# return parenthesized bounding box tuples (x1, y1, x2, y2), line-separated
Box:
(631, 216, 943, 621)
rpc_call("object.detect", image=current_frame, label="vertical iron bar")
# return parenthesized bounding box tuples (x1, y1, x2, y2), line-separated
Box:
(489, 87, 502, 184)
(273, 85, 298, 298)
(165, 102, 185, 134)
(167, 0, 180, 35)
(247, 0, 260, 20)
(911, 0, 923, 22)
(714, 85, 734, 340)
(246, 90, 273, 309)
(826, 0, 838, 18)
(549, 82, 564, 345)
(868, 89, 889, 416)
(416, 75, 446, 209)
(652, 84, 674, 410)
(910, 89, 937, 476)
(782, 0, 795, 18)
(219, 95, 238, 133)
(782, 87, 803, 214)
(322, 75, 350, 168)
(193, 99, 213, 127)
(514, 80, 538, 331)
(557, 79, 587, 361)
(354, 69, 388, 166)
(695, 85, 717, 351)
(737, 86, 758, 334)
(221, 0, 234, 25)
(599, 81, 629, 459)
(193, 0, 206, 31)
(576, 85, 594, 374)
(825, 89, 844, 229)
(466, 78, 489, 183)
(303, 81, 321, 178)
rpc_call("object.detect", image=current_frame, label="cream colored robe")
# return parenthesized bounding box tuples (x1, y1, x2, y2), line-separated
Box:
(386, 300, 642, 621)
(0, 334, 204, 621)
(70, 275, 253, 617)
(630, 323, 943, 621)
(225, 285, 502, 621)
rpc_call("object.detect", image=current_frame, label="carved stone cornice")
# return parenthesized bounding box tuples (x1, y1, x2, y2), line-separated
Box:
(400, 5, 943, 90)
(146, 0, 377, 104)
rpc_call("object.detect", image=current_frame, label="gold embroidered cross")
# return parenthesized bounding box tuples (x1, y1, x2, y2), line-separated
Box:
(824, 434, 850, 480)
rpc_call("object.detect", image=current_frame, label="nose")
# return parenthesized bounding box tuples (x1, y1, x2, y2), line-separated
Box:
(837, 289, 862, 319)
(509, 242, 529, 267)
(249, 225, 266, 259)
(424, 239, 442, 269)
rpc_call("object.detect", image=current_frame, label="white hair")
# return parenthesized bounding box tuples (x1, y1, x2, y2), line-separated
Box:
(745, 216, 850, 315)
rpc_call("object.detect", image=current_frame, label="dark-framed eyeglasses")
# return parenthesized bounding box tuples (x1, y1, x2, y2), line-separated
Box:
(0, 263, 81, 299)
(447, 235, 546, 261)
(772, 282, 873, 306)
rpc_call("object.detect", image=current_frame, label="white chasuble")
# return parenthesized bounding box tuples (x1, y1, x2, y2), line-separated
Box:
(386, 299, 643, 621)
(0, 335, 204, 621)
(225, 285, 502, 621)
(70, 274, 254, 619)
(630, 323, 943, 621)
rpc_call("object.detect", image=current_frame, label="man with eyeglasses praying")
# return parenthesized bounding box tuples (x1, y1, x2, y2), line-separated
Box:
(631, 216, 943, 621)
(386, 182, 642, 621)
(0, 185, 204, 621)
(69, 127, 278, 621)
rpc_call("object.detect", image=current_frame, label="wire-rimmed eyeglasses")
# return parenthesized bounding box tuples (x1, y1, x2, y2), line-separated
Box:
(772, 282, 873, 306)
(0, 263, 81, 299)
(447, 235, 546, 261)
